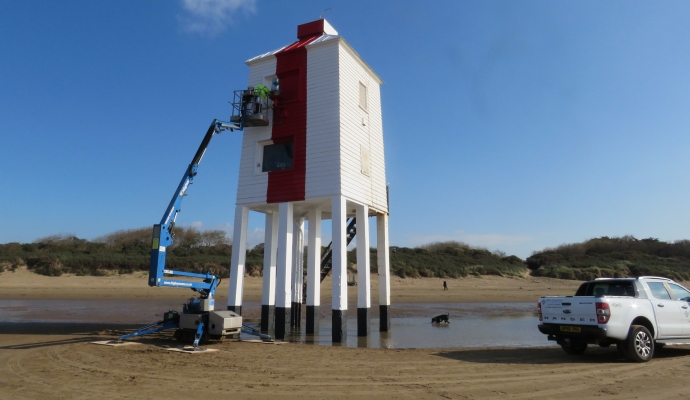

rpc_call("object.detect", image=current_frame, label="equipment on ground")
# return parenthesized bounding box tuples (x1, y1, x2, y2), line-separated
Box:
(118, 88, 278, 348)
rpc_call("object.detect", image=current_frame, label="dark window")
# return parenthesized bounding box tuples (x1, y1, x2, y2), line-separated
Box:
(575, 283, 587, 296)
(262, 142, 293, 172)
(575, 281, 636, 297)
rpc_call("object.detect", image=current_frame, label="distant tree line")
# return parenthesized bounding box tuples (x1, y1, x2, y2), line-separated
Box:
(4, 230, 689, 281)
(0, 227, 233, 277)
(380, 241, 525, 278)
(0, 229, 526, 279)
(526, 236, 690, 281)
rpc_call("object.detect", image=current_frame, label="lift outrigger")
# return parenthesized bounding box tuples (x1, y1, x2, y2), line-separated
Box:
(117, 86, 278, 348)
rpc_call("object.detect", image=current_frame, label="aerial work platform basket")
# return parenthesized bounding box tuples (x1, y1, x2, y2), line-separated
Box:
(230, 86, 281, 127)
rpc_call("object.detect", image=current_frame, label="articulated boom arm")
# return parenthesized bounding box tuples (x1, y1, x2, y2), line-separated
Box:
(116, 93, 278, 347)
(148, 119, 239, 294)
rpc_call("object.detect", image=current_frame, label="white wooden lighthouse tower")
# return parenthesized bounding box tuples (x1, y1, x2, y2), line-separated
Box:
(227, 19, 390, 342)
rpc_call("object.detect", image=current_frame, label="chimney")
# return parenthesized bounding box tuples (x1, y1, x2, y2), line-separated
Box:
(297, 19, 338, 40)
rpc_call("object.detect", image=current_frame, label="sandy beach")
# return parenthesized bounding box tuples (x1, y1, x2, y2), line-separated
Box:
(2, 268, 689, 399)
(0, 267, 578, 303)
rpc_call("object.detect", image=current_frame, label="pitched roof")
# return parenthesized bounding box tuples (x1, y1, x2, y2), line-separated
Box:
(245, 20, 383, 84)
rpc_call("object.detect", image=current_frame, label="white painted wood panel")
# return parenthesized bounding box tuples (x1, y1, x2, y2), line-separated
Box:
(338, 39, 380, 210)
(236, 34, 387, 213)
(305, 40, 341, 200)
(235, 57, 276, 206)
(367, 75, 387, 213)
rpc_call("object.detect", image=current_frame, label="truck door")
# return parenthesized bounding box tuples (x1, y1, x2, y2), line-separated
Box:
(666, 282, 690, 336)
(647, 282, 684, 338)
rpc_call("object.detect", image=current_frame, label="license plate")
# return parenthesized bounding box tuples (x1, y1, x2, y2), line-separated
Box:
(560, 326, 581, 333)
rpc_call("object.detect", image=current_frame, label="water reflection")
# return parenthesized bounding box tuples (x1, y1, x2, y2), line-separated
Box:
(303, 333, 319, 345)
(0, 299, 183, 324)
(252, 314, 549, 349)
(379, 331, 393, 349)
(0, 300, 552, 349)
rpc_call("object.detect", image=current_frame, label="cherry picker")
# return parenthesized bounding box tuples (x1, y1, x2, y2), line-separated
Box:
(117, 87, 276, 348)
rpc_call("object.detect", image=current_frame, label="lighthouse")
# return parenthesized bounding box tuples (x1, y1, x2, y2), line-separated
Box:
(227, 19, 390, 343)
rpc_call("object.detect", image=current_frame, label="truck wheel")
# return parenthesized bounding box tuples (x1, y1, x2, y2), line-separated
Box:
(625, 325, 654, 362)
(561, 339, 587, 355)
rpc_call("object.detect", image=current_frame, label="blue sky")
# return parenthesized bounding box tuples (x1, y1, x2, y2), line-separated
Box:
(2, 0, 689, 259)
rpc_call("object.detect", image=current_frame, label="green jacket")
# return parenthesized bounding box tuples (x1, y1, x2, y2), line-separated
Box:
(255, 85, 270, 99)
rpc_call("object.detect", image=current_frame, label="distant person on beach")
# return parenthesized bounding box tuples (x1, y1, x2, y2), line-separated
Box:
(443, 281, 448, 290)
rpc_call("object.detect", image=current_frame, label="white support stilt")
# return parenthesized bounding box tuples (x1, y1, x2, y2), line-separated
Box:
(356, 204, 370, 336)
(306, 207, 321, 334)
(377, 213, 391, 331)
(228, 206, 248, 314)
(291, 219, 304, 328)
(275, 202, 293, 339)
(261, 210, 278, 332)
(331, 195, 348, 343)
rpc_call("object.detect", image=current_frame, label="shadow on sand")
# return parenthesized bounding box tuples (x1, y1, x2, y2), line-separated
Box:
(0, 322, 178, 350)
(432, 345, 690, 365)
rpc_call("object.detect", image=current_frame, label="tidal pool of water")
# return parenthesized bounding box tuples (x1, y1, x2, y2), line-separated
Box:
(0, 300, 552, 349)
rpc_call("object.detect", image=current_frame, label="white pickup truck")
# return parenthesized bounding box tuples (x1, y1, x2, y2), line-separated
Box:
(538, 276, 690, 362)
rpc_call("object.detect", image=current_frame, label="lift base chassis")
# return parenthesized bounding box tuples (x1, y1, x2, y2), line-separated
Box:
(179, 310, 242, 338)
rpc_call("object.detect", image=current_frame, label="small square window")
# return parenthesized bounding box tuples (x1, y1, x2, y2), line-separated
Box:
(360, 144, 370, 176)
(262, 141, 293, 172)
(359, 82, 367, 110)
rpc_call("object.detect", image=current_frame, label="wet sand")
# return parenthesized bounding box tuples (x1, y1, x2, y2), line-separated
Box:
(2, 268, 690, 399)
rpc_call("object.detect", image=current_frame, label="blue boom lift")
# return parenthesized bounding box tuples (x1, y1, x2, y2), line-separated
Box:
(118, 87, 275, 348)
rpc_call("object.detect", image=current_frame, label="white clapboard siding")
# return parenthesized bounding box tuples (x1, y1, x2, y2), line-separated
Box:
(235, 57, 276, 206)
(366, 65, 387, 213)
(235, 32, 387, 214)
(305, 39, 341, 199)
(337, 40, 387, 213)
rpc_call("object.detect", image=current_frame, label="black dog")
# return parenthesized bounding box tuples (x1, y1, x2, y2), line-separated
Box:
(431, 313, 449, 324)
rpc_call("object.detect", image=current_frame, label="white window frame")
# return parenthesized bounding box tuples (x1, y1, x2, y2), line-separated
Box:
(359, 81, 367, 111)
(360, 144, 370, 176)
(254, 139, 273, 175)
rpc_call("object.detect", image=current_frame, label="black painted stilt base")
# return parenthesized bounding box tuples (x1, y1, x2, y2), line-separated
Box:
(275, 307, 291, 340)
(261, 304, 274, 332)
(379, 305, 391, 332)
(306, 305, 320, 334)
(227, 305, 242, 315)
(291, 301, 301, 328)
(357, 308, 370, 337)
(332, 309, 347, 343)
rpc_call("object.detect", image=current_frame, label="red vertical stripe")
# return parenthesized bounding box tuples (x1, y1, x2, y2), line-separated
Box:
(266, 33, 320, 203)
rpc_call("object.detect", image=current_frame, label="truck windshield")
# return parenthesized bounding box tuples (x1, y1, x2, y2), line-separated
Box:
(575, 281, 636, 297)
